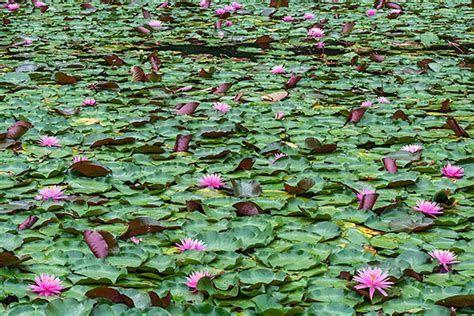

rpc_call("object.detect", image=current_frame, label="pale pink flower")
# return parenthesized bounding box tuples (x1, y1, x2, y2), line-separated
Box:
(212, 102, 231, 113)
(225, 20, 233, 27)
(429, 250, 460, 272)
(199, 0, 209, 8)
(175, 238, 207, 252)
(316, 41, 325, 49)
(38, 136, 60, 147)
(231, 2, 242, 10)
(282, 16, 294, 22)
(353, 267, 393, 301)
(390, 9, 402, 15)
(130, 236, 143, 245)
(367, 9, 377, 17)
(215, 8, 226, 15)
(401, 144, 422, 153)
(35, 186, 66, 201)
(29, 274, 63, 297)
(270, 153, 287, 164)
(413, 200, 443, 217)
(271, 65, 286, 74)
(308, 27, 325, 38)
(357, 188, 375, 201)
(6, 3, 20, 11)
(223, 5, 234, 12)
(275, 111, 285, 120)
(34, 1, 47, 9)
(82, 98, 96, 107)
(148, 20, 163, 28)
(217, 30, 225, 38)
(185, 271, 212, 291)
(441, 163, 464, 179)
(361, 101, 374, 107)
(198, 174, 224, 189)
(72, 156, 88, 163)
(303, 13, 315, 20)
(377, 96, 390, 103)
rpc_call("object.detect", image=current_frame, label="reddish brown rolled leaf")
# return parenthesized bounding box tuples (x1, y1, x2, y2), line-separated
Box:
(342, 22, 355, 34)
(446, 117, 470, 138)
(234, 91, 245, 102)
(89, 81, 119, 91)
(212, 83, 232, 95)
(83, 230, 109, 258)
(187, 200, 204, 212)
(234, 157, 255, 171)
(392, 109, 409, 121)
(131, 66, 147, 82)
(6, 121, 32, 140)
(158, 1, 170, 8)
(358, 193, 379, 210)
(233, 201, 262, 216)
(284, 178, 315, 195)
(18, 215, 39, 230)
(55, 72, 77, 84)
(374, 0, 386, 9)
(174, 134, 192, 152)
(305, 137, 337, 153)
(262, 91, 288, 102)
(149, 291, 172, 308)
(383, 158, 398, 173)
(176, 102, 199, 115)
(386, 2, 402, 10)
(370, 54, 385, 62)
(0, 253, 21, 267)
(345, 108, 367, 125)
(339, 271, 352, 281)
(86, 287, 135, 307)
(436, 295, 474, 309)
(142, 8, 151, 18)
(404, 269, 423, 282)
(150, 53, 161, 72)
(270, 0, 288, 8)
(81, 3, 96, 9)
(70, 161, 111, 177)
(417, 58, 435, 71)
(90, 137, 135, 148)
(440, 99, 452, 113)
(103, 55, 124, 66)
(136, 26, 151, 34)
(285, 74, 302, 89)
(120, 217, 180, 240)
(199, 68, 214, 78)
(255, 35, 273, 49)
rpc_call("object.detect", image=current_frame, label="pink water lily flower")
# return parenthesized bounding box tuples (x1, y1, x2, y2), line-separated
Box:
(212, 102, 231, 113)
(72, 156, 88, 163)
(429, 250, 460, 272)
(356, 188, 375, 201)
(231, 2, 242, 10)
(377, 96, 390, 103)
(303, 13, 315, 20)
(29, 274, 63, 297)
(38, 136, 60, 147)
(198, 174, 224, 189)
(367, 9, 377, 17)
(5, 3, 20, 11)
(175, 238, 207, 252)
(82, 98, 96, 107)
(275, 111, 285, 120)
(35, 186, 66, 201)
(271, 65, 286, 74)
(34, 1, 47, 8)
(215, 8, 226, 15)
(270, 153, 287, 164)
(441, 163, 464, 179)
(361, 101, 373, 107)
(217, 30, 225, 38)
(353, 267, 393, 301)
(225, 20, 233, 27)
(148, 20, 163, 28)
(308, 27, 324, 38)
(401, 144, 422, 153)
(130, 236, 142, 245)
(413, 200, 443, 217)
(185, 271, 212, 292)
(282, 16, 294, 22)
(316, 41, 325, 49)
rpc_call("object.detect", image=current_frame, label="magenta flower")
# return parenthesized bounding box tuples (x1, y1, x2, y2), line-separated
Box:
(72, 156, 88, 163)
(361, 101, 374, 107)
(282, 16, 294, 22)
(225, 20, 233, 27)
(367, 9, 377, 17)
(175, 238, 207, 252)
(316, 41, 325, 49)
(353, 267, 393, 301)
(275, 111, 285, 120)
(377, 96, 390, 103)
(34, 1, 47, 9)
(217, 30, 225, 38)
(270, 153, 287, 164)
(223, 5, 234, 12)
(303, 13, 315, 20)
(308, 27, 324, 38)
(212, 102, 231, 113)
(401, 144, 422, 153)
(413, 200, 443, 218)
(429, 250, 460, 272)
(82, 98, 96, 107)
(215, 8, 226, 15)
(35, 186, 66, 201)
(441, 163, 464, 179)
(185, 271, 212, 292)
(198, 174, 224, 189)
(38, 136, 60, 147)
(271, 65, 286, 74)
(231, 2, 242, 10)
(130, 236, 143, 245)
(148, 20, 163, 28)
(5, 3, 20, 11)
(356, 188, 375, 201)
(29, 274, 63, 297)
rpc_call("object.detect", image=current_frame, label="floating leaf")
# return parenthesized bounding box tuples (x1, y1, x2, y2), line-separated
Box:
(120, 217, 180, 239)
(233, 201, 263, 216)
(262, 91, 288, 102)
(86, 287, 134, 307)
(70, 161, 111, 177)
(54, 72, 77, 84)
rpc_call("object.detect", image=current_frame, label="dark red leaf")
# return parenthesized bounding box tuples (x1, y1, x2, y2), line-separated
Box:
(120, 217, 180, 240)
(150, 53, 161, 72)
(374, 0, 386, 9)
(90, 137, 135, 148)
(18, 215, 38, 230)
(345, 108, 367, 125)
(386, 2, 402, 10)
(70, 161, 111, 177)
(234, 91, 245, 103)
(404, 269, 423, 282)
(136, 26, 151, 34)
(392, 109, 409, 121)
(89, 81, 120, 91)
(0, 253, 21, 267)
(255, 35, 273, 49)
(370, 54, 385, 62)
(305, 137, 337, 153)
(234, 157, 255, 171)
(284, 178, 315, 195)
(233, 201, 263, 216)
(55, 72, 77, 84)
(103, 55, 125, 67)
(81, 3, 96, 10)
(6, 121, 32, 140)
(149, 291, 171, 308)
(176, 102, 199, 115)
(339, 271, 351, 281)
(342, 22, 356, 34)
(446, 117, 470, 138)
(383, 158, 398, 173)
(174, 134, 192, 152)
(440, 99, 452, 113)
(86, 287, 134, 307)
(358, 193, 379, 210)
(285, 74, 302, 89)
(142, 8, 151, 18)
(436, 295, 474, 308)
(269, 0, 288, 8)
(131, 66, 147, 82)
(187, 200, 204, 212)
(212, 83, 232, 95)
(83, 230, 109, 258)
